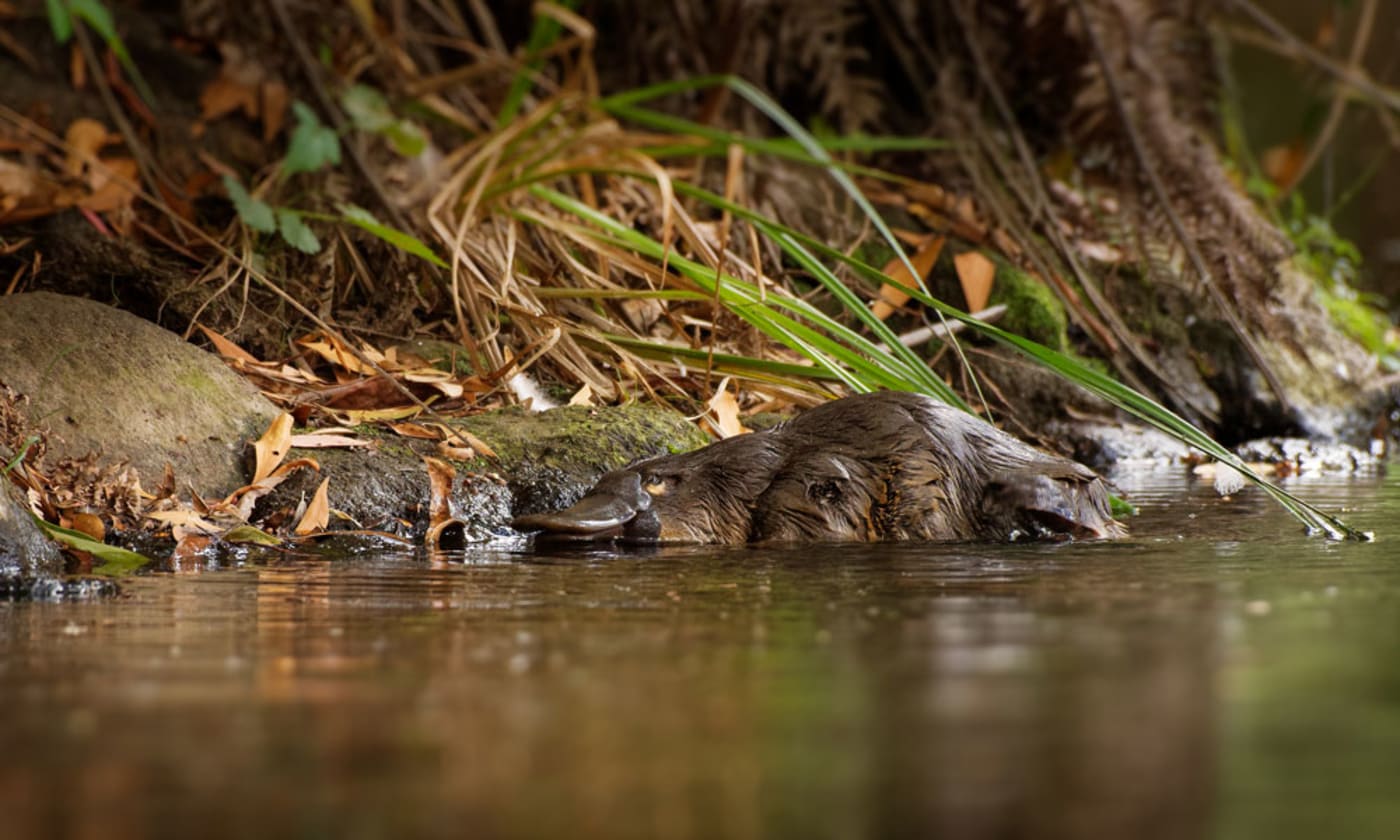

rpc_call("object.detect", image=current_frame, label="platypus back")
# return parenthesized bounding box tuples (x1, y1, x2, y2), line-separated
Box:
(513, 391, 1126, 544)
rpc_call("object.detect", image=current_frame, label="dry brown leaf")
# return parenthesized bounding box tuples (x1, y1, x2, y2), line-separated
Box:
(873, 236, 944, 320)
(225, 456, 320, 520)
(568, 383, 594, 406)
(293, 477, 331, 535)
(260, 80, 289, 142)
(423, 423, 498, 459)
(0, 159, 78, 223)
(435, 440, 475, 460)
(705, 380, 747, 439)
(63, 118, 112, 176)
(65, 511, 105, 541)
(344, 406, 422, 423)
(954, 251, 996, 314)
(1261, 142, 1306, 190)
(388, 421, 440, 440)
(252, 412, 294, 482)
(80, 157, 138, 213)
(198, 325, 261, 364)
(199, 75, 259, 122)
(422, 456, 456, 528)
(298, 334, 383, 375)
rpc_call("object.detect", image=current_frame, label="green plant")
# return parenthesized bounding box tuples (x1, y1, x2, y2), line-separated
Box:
(222, 100, 444, 265)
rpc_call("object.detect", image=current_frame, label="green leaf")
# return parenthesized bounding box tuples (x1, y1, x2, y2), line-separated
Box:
(497, 1, 580, 127)
(66, 0, 155, 105)
(45, 0, 73, 42)
(222, 175, 276, 233)
(337, 204, 447, 267)
(340, 85, 427, 157)
(341, 84, 394, 132)
(383, 121, 427, 157)
(66, 0, 116, 44)
(32, 516, 152, 576)
(283, 101, 341, 175)
(276, 207, 321, 253)
(223, 524, 283, 546)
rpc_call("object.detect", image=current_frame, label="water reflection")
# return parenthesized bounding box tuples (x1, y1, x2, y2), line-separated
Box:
(0, 470, 1397, 838)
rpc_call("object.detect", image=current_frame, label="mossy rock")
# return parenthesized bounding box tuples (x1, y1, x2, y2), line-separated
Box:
(455, 404, 711, 517)
(261, 403, 710, 541)
(989, 264, 1068, 351)
(0, 292, 280, 497)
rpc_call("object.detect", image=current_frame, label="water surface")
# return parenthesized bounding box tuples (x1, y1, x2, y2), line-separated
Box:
(1, 470, 1397, 839)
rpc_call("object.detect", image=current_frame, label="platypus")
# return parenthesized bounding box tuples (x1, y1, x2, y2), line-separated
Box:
(513, 391, 1126, 544)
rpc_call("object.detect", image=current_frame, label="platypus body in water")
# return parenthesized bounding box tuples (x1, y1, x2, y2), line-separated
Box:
(514, 391, 1126, 544)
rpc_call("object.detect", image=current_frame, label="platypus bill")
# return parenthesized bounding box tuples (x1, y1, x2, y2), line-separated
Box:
(513, 391, 1127, 544)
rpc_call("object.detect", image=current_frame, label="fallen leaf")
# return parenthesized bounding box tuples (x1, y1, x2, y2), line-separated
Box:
(252, 412, 294, 482)
(436, 440, 475, 460)
(388, 421, 440, 439)
(199, 74, 259, 122)
(1261, 141, 1307, 190)
(873, 236, 944, 320)
(198, 325, 262, 363)
(422, 456, 456, 529)
(293, 477, 331, 535)
(298, 333, 383, 375)
(64, 511, 106, 541)
(568, 383, 595, 406)
(424, 423, 497, 459)
(79, 156, 138, 213)
(706, 379, 747, 439)
(223, 524, 282, 545)
(344, 406, 422, 423)
(63, 118, 112, 176)
(261, 80, 289, 142)
(954, 250, 997, 314)
(230, 458, 320, 521)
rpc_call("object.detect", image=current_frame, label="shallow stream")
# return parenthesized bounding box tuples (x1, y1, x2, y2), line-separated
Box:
(2, 469, 1397, 839)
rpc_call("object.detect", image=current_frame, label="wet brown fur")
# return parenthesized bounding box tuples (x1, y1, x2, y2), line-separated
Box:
(514, 392, 1127, 544)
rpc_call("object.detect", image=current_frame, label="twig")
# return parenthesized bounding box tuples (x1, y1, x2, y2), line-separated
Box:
(898, 304, 1005, 347)
(1276, 0, 1378, 204)
(1224, 0, 1400, 115)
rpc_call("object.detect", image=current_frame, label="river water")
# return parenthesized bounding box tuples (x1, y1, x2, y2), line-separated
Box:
(1, 468, 1396, 839)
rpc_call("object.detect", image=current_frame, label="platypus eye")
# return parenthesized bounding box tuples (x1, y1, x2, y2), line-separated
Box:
(808, 479, 843, 503)
(642, 474, 673, 496)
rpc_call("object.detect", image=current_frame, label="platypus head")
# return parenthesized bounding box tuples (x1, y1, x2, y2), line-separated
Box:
(512, 434, 783, 543)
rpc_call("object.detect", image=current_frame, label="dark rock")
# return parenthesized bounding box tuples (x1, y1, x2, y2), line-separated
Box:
(259, 403, 711, 541)
(1, 480, 61, 587)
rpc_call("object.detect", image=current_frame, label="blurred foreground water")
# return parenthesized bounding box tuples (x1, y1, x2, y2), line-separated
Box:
(1, 468, 1397, 839)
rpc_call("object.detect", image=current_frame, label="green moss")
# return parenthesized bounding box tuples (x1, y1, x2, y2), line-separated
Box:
(989, 264, 1069, 351)
(174, 369, 219, 394)
(455, 404, 710, 474)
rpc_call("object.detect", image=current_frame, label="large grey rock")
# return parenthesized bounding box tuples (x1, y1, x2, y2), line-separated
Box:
(0, 292, 280, 496)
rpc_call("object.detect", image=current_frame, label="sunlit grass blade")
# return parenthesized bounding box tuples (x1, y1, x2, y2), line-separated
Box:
(600, 75, 936, 297)
(525, 186, 931, 394)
